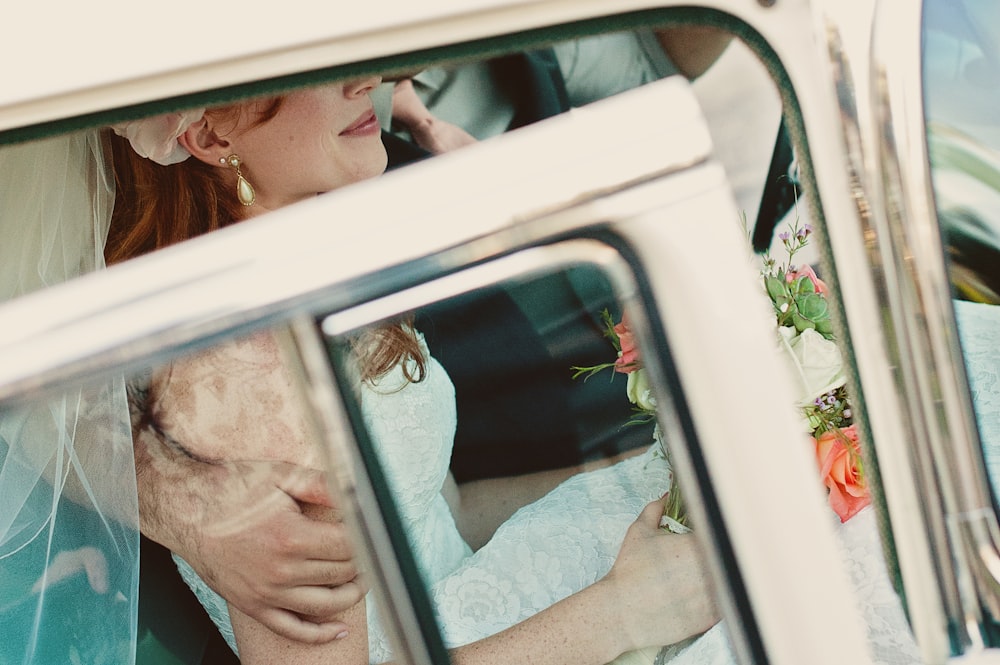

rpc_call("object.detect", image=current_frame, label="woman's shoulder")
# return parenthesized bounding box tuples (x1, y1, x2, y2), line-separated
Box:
(365, 328, 449, 397)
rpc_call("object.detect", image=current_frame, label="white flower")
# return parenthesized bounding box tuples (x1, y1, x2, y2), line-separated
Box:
(625, 368, 657, 411)
(777, 326, 847, 407)
(111, 109, 205, 166)
(659, 514, 692, 534)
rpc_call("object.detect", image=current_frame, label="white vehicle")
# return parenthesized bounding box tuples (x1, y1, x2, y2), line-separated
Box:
(1, 1, 998, 664)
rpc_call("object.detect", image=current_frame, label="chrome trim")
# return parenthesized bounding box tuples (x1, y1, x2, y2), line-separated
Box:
(811, 0, 959, 660)
(280, 317, 441, 665)
(319, 241, 635, 338)
(870, 0, 1000, 652)
(284, 315, 445, 665)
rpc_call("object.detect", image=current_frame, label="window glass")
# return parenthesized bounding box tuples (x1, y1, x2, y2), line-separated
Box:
(320, 264, 717, 664)
(923, 0, 1000, 495)
(114, 259, 725, 665)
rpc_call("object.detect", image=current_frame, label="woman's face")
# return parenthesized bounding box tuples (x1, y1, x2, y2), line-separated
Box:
(224, 77, 387, 212)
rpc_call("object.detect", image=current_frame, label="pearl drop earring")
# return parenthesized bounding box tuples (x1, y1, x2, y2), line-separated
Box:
(221, 154, 255, 206)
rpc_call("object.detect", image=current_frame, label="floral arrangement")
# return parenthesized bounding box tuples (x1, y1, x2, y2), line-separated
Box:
(572, 311, 688, 533)
(767, 222, 870, 521)
(573, 220, 871, 525)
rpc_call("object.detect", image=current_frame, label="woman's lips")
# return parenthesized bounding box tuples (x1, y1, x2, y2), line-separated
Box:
(340, 109, 379, 136)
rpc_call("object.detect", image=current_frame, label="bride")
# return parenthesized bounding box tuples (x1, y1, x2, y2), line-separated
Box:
(106, 77, 922, 665)
(108, 77, 718, 665)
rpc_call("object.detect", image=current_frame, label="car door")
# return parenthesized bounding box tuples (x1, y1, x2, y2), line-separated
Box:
(0, 2, 920, 664)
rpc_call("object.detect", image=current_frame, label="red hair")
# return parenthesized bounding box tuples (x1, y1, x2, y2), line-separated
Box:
(106, 96, 424, 382)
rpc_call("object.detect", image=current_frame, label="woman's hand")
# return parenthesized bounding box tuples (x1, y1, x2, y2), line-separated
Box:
(600, 498, 720, 652)
(448, 497, 719, 665)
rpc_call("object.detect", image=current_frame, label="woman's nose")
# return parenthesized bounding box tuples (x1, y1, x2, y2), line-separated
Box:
(344, 75, 382, 98)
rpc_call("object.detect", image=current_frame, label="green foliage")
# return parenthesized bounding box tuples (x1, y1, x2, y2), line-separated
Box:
(570, 309, 623, 380)
(762, 219, 835, 339)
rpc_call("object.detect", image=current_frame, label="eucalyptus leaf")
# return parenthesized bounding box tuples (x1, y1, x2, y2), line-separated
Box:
(816, 319, 835, 337)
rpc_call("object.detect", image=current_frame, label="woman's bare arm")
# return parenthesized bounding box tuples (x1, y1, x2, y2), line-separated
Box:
(447, 448, 644, 550)
(232, 595, 368, 665)
(448, 499, 719, 665)
(228, 498, 716, 665)
(655, 26, 733, 80)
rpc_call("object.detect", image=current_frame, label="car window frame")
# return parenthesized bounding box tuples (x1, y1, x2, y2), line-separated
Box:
(863, 0, 1000, 656)
(0, 59, 886, 664)
(9, 1, 967, 661)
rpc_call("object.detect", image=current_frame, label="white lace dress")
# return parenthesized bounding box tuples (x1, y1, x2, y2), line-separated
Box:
(175, 342, 671, 661)
(175, 336, 921, 665)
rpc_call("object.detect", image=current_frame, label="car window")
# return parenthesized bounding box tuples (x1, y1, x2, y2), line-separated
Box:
(0, 13, 917, 665)
(923, 0, 1000, 497)
(1, 49, 745, 663)
(317, 261, 707, 664)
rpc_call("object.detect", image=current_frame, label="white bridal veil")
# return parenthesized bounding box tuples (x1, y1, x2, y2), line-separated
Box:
(0, 130, 140, 663)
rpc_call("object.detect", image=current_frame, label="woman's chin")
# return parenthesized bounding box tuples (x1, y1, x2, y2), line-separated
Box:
(356, 150, 389, 182)
(371, 144, 388, 177)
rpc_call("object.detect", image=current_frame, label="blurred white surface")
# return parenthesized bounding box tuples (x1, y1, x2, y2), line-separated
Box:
(692, 39, 816, 264)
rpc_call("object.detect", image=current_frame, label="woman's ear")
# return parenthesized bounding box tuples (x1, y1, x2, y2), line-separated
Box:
(178, 118, 232, 166)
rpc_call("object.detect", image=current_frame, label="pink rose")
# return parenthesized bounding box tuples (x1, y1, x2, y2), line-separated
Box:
(786, 264, 828, 296)
(614, 313, 640, 373)
(814, 425, 870, 522)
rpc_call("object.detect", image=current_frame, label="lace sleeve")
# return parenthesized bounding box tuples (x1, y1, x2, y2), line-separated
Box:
(664, 508, 922, 665)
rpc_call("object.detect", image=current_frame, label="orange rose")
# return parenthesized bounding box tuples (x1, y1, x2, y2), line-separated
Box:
(814, 425, 870, 522)
(614, 312, 640, 373)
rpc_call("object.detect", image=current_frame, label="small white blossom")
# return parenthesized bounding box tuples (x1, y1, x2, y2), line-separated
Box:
(625, 368, 657, 411)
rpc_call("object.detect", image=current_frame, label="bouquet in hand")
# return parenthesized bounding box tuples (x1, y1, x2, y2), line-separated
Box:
(573, 219, 870, 526)
(572, 312, 689, 533)
(766, 222, 869, 522)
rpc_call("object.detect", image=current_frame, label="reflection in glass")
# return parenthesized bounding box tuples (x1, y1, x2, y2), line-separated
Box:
(923, 0, 1000, 496)
(325, 267, 689, 663)
(924, 0, 1000, 302)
